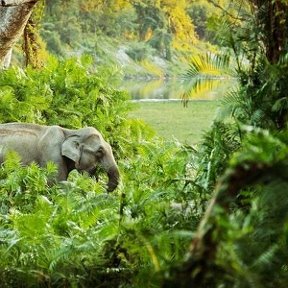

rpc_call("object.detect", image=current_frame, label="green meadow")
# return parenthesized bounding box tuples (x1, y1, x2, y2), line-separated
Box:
(129, 100, 221, 144)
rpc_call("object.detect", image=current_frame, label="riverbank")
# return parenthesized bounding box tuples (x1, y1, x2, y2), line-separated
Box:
(129, 100, 221, 144)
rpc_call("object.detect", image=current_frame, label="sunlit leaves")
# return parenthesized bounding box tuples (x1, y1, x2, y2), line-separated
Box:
(185, 53, 232, 78)
(181, 52, 236, 100)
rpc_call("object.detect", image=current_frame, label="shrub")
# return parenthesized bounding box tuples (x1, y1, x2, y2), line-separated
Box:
(0, 57, 195, 286)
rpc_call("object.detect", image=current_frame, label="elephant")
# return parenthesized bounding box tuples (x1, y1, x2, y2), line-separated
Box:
(0, 123, 120, 192)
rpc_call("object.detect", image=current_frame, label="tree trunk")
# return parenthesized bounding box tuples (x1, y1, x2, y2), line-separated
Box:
(252, 0, 288, 64)
(0, 0, 38, 66)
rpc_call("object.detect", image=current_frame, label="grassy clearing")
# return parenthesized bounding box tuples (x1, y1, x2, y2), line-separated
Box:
(129, 100, 221, 144)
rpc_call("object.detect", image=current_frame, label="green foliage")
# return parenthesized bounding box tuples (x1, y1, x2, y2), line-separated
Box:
(41, 25, 65, 56)
(3, 0, 288, 286)
(187, 0, 213, 41)
(148, 28, 172, 60)
(192, 121, 240, 191)
(0, 59, 195, 286)
(216, 0, 288, 130)
(126, 42, 154, 61)
(0, 154, 121, 287)
(0, 56, 131, 148)
(132, 0, 166, 40)
(212, 128, 288, 287)
(164, 128, 288, 287)
(226, 55, 288, 129)
(164, 1, 288, 286)
(39, 0, 210, 73)
(0, 141, 193, 287)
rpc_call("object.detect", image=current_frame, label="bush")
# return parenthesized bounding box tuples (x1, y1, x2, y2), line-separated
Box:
(0, 58, 196, 286)
(0, 141, 193, 287)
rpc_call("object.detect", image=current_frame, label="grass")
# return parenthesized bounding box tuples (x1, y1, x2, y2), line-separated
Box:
(129, 100, 221, 144)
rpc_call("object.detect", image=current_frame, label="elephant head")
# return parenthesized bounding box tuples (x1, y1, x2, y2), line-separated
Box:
(61, 127, 120, 192)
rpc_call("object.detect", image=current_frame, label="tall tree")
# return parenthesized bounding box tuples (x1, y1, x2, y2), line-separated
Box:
(0, 0, 39, 67)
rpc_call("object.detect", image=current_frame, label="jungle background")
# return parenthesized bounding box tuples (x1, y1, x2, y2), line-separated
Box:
(0, 0, 288, 287)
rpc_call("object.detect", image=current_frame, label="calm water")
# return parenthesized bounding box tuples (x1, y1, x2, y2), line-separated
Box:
(119, 77, 236, 101)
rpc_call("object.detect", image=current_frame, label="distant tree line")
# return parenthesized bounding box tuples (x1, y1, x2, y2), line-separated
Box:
(41, 0, 234, 59)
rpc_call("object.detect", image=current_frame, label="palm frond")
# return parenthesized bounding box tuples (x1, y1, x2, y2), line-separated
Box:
(184, 53, 232, 78)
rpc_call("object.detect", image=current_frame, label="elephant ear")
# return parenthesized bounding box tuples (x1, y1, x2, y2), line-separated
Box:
(61, 136, 81, 164)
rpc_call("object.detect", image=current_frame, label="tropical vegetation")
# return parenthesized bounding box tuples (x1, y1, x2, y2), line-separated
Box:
(0, 0, 288, 287)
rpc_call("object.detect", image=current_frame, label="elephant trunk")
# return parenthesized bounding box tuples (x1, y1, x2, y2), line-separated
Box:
(107, 166, 120, 192)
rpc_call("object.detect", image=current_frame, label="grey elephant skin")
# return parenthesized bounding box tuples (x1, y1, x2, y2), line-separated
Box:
(0, 123, 120, 192)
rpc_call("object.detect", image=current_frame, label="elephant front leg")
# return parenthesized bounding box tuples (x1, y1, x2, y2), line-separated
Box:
(41, 158, 69, 183)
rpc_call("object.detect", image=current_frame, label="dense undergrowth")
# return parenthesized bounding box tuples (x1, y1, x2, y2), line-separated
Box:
(2, 0, 288, 286)
(1, 46, 288, 287)
(0, 58, 199, 287)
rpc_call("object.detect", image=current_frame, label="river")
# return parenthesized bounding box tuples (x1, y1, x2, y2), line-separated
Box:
(119, 77, 236, 101)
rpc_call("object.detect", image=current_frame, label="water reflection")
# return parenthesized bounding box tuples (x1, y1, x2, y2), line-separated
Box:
(119, 77, 236, 101)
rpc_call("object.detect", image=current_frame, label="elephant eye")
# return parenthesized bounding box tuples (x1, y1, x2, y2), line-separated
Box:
(95, 146, 104, 158)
